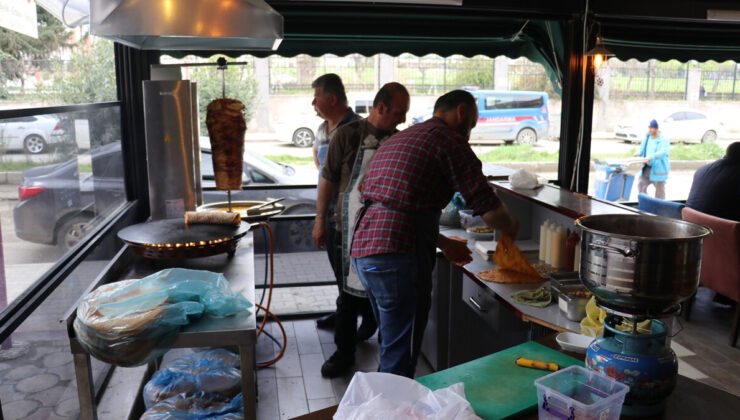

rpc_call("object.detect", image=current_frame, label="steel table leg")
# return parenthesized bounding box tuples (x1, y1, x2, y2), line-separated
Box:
(239, 339, 257, 420)
(73, 352, 97, 420)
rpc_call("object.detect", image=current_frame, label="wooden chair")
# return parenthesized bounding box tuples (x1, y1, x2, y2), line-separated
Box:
(638, 193, 685, 219)
(682, 207, 740, 347)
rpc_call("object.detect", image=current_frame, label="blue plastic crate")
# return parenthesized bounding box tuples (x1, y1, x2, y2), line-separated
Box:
(593, 165, 635, 201)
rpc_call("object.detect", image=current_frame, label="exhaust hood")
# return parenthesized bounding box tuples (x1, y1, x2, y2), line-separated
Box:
(90, 0, 283, 51)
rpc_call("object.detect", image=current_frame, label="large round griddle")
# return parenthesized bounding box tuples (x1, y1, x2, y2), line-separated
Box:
(117, 218, 251, 259)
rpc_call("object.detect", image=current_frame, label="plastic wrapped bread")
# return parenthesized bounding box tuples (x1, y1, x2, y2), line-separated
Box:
(206, 98, 246, 190)
(73, 269, 253, 367)
(185, 211, 240, 226)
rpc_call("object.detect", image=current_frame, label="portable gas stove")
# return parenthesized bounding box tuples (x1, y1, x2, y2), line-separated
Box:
(575, 214, 713, 416)
(585, 305, 680, 416)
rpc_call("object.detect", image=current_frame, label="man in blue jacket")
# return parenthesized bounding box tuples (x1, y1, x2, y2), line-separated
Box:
(634, 119, 670, 199)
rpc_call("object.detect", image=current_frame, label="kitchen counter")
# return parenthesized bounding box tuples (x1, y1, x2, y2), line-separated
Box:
(491, 181, 640, 219)
(441, 226, 581, 333)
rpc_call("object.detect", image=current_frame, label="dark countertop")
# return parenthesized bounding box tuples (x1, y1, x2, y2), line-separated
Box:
(491, 181, 640, 219)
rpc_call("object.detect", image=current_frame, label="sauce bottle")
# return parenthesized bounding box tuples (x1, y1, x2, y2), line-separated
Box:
(565, 231, 580, 272)
(539, 220, 550, 262)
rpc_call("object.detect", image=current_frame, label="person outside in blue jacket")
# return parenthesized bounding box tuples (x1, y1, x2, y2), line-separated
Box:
(634, 119, 670, 199)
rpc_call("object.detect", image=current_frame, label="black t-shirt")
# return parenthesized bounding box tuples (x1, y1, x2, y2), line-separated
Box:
(686, 156, 740, 221)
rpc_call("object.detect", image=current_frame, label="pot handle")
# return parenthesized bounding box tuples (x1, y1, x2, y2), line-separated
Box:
(588, 242, 637, 258)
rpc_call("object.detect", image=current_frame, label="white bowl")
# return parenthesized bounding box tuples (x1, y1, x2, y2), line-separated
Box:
(555, 332, 595, 354)
(466, 226, 494, 239)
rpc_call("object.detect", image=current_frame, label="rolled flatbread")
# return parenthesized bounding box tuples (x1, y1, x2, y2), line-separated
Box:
(185, 211, 240, 226)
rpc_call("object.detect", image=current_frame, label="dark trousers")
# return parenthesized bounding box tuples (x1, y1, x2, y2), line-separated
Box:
(335, 290, 377, 355)
(325, 215, 342, 293)
(326, 218, 377, 356)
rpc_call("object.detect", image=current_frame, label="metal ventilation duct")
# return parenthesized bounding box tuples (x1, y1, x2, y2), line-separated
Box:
(90, 0, 283, 50)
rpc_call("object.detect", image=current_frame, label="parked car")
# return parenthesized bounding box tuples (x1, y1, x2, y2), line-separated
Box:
(200, 143, 318, 252)
(276, 99, 373, 147)
(410, 89, 550, 144)
(13, 142, 126, 252)
(614, 110, 723, 143)
(0, 114, 66, 154)
(13, 140, 319, 253)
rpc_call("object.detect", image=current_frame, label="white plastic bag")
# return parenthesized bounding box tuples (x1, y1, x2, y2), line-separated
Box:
(509, 168, 546, 189)
(334, 372, 481, 420)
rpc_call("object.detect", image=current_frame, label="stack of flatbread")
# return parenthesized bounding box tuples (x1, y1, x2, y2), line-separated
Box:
(477, 235, 546, 283)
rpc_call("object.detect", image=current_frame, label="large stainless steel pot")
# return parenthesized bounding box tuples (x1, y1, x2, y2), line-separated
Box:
(575, 214, 712, 317)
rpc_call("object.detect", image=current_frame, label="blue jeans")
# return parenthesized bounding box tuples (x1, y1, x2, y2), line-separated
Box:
(352, 253, 417, 377)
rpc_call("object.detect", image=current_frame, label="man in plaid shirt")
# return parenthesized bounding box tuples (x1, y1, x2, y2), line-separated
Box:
(350, 89, 519, 377)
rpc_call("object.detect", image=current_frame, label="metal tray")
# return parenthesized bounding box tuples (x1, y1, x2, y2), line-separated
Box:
(198, 200, 285, 222)
(117, 218, 251, 259)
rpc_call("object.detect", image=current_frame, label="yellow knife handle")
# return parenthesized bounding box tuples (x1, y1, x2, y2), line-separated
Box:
(516, 357, 559, 372)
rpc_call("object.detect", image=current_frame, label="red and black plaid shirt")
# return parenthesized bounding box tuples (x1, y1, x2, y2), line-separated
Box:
(351, 117, 502, 258)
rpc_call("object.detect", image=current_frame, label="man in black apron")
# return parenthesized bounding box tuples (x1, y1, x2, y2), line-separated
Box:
(313, 83, 410, 377)
(351, 90, 519, 378)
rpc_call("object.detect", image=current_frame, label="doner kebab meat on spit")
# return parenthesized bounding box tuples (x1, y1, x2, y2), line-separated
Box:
(206, 98, 246, 190)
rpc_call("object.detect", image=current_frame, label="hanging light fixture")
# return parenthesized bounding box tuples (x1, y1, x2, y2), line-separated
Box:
(586, 36, 614, 69)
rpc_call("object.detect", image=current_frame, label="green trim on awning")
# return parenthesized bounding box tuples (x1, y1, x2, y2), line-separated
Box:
(164, 19, 568, 95)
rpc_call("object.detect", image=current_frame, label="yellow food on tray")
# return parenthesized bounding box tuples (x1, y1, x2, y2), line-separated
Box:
(477, 268, 544, 284)
(469, 226, 493, 233)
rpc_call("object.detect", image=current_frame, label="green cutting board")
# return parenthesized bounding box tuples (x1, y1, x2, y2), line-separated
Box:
(416, 341, 583, 420)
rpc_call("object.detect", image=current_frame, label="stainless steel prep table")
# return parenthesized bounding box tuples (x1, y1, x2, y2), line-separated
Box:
(63, 234, 257, 420)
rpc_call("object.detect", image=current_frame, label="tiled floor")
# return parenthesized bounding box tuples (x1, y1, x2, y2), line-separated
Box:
(253, 317, 433, 420)
(251, 286, 739, 420)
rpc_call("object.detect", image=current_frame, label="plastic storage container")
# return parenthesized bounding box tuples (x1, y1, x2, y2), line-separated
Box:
(534, 365, 629, 420)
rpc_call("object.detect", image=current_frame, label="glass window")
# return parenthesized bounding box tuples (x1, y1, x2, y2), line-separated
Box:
(590, 58, 737, 202)
(485, 94, 545, 110)
(1, 7, 125, 416)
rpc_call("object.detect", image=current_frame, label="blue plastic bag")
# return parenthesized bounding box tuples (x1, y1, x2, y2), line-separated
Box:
(140, 392, 244, 420)
(439, 192, 467, 227)
(144, 349, 242, 409)
(164, 349, 240, 374)
(143, 365, 242, 409)
(74, 269, 252, 367)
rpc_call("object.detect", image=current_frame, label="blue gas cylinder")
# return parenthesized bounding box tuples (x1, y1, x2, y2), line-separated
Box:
(585, 315, 678, 417)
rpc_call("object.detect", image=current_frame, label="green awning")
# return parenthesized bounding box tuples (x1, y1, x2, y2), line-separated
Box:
(166, 16, 568, 95)
(602, 19, 740, 62)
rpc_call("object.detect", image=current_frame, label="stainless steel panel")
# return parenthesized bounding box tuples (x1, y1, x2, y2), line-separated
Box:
(143, 80, 195, 220)
(191, 83, 203, 207)
(89, 0, 283, 50)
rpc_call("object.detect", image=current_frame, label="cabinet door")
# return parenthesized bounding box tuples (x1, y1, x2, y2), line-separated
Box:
(448, 267, 530, 366)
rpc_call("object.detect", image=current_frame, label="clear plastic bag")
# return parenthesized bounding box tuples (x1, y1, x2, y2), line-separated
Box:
(509, 169, 546, 189)
(140, 391, 244, 420)
(335, 372, 481, 420)
(74, 268, 252, 367)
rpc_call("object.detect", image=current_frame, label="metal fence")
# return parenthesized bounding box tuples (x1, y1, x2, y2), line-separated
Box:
(266, 54, 553, 96)
(700, 63, 740, 101)
(268, 55, 376, 94)
(608, 61, 689, 100)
